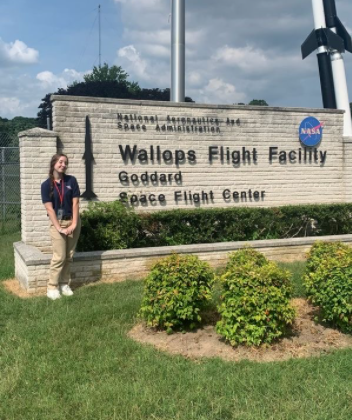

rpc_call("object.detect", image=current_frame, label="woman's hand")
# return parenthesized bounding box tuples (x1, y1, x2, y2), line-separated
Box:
(67, 224, 76, 235)
(58, 227, 69, 235)
(58, 224, 75, 235)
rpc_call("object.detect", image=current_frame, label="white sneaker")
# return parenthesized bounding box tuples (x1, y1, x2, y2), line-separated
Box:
(60, 285, 74, 296)
(47, 289, 61, 300)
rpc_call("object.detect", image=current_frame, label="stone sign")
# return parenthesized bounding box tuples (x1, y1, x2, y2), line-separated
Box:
(14, 96, 352, 292)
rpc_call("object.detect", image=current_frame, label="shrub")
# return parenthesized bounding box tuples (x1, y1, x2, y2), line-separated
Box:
(304, 241, 352, 333)
(216, 249, 295, 346)
(77, 202, 352, 252)
(141, 204, 352, 247)
(77, 200, 143, 251)
(139, 254, 214, 333)
(225, 247, 268, 271)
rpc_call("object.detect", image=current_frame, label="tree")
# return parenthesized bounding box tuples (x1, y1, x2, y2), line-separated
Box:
(37, 63, 193, 128)
(37, 94, 54, 129)
(0, 116, 38, 147)
(81, 63, 140, 94)
(84, 63, 126, 83)
(248, 99, 269, 106)
(0, 117, 9, 132)
(0, 116, 37, 138)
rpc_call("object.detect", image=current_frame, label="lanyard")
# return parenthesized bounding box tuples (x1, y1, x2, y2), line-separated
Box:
(54, 179, 64, 208)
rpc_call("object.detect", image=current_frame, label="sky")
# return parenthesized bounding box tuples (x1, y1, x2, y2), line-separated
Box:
(0, 0, 352, 119)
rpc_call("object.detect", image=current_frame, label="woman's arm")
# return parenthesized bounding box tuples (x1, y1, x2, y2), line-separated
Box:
(68, 198, 80, 234)
(44, 202, 68, 235)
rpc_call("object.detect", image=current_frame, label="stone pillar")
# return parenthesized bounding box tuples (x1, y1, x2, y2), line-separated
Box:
(18, 128, 58, 251)
(343, 136, 352, 202)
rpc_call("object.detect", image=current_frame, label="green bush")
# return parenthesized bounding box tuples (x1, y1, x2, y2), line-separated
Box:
(77, 202, 352, 252)
(77, 200, 143, 251)
(304, 241, 352, 333)
(141, 204, 352, 247)
(225, 247, 268, 271)
(216, 249, 295, 346)
(139, 254, 214, 333)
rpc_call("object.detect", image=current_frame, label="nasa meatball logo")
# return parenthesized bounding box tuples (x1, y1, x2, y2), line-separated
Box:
(299, 117, 324, 147)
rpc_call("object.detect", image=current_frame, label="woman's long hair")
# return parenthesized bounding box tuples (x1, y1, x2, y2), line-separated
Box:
(49, 154, 68, 197)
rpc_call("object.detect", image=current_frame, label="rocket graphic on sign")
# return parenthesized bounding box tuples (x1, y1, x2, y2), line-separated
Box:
(81, 115, 97, 200)
(301, 0, 352, 135)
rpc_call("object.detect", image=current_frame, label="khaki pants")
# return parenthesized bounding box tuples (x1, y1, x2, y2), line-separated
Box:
(48, 219, 81, 289)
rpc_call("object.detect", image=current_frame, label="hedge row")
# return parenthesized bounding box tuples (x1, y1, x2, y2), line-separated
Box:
(77, 201, 352, 252)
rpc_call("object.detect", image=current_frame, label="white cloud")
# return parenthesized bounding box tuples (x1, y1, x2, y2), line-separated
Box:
(0, 96, 38, 117)
(117, 45, 148, 80)
(0, 67, 89, 119)
(114, 0, 164, 8)
(112, 0, 334, 108)
(0, 97, 21, 114)
(36, 71, 63, 88)
(213, 45, 302, 75)
(187, 30, 206, 47)
(115, 0, 169, 31)
(188, 71, 203, 86)
(214, 45, 268, 69)
(1, 0, 351, 120)
(0, 38, 39, 66)
(36, 68, 86, 90)
(142, 44, 169, 58)
(124, 29, 170, 46)
(197, 78, 246, 105)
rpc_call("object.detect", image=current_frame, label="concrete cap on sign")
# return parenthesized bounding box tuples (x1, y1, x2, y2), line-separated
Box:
(18, 127, 58, 138)
(50, 95, 345, 114)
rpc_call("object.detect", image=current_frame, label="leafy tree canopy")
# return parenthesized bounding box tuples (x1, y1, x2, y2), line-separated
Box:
(83, 63, 130, 84)
(0, 116, 38, 138)
(37, 63, 193, 128)
(248, 99, 269, 106)
(83, 63, 140, 91)
(80, 63, 140, 94)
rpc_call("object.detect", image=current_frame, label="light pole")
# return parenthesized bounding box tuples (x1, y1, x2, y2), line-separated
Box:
(171, 0, 185, 102)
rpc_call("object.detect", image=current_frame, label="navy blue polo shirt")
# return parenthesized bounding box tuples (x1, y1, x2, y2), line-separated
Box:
(41, 175, 80, 217)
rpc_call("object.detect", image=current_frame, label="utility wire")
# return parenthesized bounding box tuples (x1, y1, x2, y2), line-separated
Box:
(100, 10, 116, 63)
(76, 9, 100, 72)
(92, 56, 99, 68)
(33, 6, 99, 48)
(99, 10, 121, 67)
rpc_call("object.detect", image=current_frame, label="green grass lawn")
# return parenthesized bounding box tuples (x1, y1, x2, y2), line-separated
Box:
(0, 233, 351, 420)
(0, 231, 20, 280)
(0, 161, 21, 234)
(278, 261, 307, 298)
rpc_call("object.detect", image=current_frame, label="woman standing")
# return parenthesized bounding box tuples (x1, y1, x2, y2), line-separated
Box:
(41, 154, 81, 300)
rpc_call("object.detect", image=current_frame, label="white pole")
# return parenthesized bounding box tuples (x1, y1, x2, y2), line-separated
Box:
(312, 0, 327, 55)
(330, 39, 352, 136)
(312, 0, 326, 31)
(99, 5, 101, 68)
(323, 0, 352, 136)
(171, 0, 185, 102)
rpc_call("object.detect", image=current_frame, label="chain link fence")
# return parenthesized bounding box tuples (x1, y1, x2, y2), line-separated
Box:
(0, 133, 20, 234)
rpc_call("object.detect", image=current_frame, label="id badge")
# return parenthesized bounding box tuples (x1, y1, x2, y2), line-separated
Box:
(57, 208, 64, 220)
